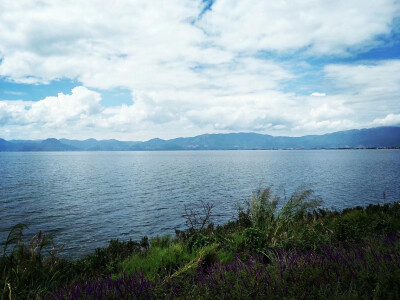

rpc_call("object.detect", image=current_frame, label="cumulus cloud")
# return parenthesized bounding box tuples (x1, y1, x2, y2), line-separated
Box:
(0, 0, 399, 139)
(372, 114, 400, 126)
(0, 100, 30, 126)
(0, 0, 398, 88)
(30, 87, 101, 124)
(0, 87, 362, 139)
(0, 87, 102, 128)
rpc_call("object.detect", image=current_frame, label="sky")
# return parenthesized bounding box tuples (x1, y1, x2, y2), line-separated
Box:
(0, 0, 399, 141)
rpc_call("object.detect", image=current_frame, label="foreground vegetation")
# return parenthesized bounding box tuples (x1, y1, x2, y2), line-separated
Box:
(1, 188, 400, 299)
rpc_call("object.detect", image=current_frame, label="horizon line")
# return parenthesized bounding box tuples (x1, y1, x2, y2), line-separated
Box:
(2, 125, 399, 143)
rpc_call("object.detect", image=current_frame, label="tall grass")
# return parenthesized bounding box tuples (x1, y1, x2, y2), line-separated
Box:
(1, 224, 64, 299)
(246, 187, 323, 248)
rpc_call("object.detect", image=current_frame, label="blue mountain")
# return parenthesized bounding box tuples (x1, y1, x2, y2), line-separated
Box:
(0, 126, 399, 151)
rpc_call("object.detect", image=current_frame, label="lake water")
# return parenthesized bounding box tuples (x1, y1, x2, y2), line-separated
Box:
(1, 150, 399, 258)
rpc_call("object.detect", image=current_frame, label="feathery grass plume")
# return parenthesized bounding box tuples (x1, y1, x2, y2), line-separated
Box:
(0, 225, 67, 299)
(28, 230, 53, 261)
(269, 188, 322, 247)
(249, 187, 279, 230)
(248, 187, 323, 247)
(2, 223, 27, 257)
(277, 188, 322, 221)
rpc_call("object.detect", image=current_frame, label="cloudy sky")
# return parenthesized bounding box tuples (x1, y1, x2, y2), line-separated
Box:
(0, 0, 399, 140)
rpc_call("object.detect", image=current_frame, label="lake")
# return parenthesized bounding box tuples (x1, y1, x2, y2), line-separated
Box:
(1, 150, 399, 258)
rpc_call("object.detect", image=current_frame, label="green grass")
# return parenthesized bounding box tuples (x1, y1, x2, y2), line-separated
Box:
(120, 242, 196, 281)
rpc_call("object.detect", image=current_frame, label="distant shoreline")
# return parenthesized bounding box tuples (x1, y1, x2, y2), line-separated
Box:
(1, 126, 400, 151)
(1, 147, 400, 152)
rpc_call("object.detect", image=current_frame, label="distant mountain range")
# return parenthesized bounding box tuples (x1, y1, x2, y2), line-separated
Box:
(1, 127, 400, 151)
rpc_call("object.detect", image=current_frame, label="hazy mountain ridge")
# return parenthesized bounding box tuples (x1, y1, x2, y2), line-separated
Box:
(59, 138, 140, 151)
(1, 126, 399, 151)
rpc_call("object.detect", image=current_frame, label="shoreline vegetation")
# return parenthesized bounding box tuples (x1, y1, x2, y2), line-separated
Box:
(2, 188, 400, 299)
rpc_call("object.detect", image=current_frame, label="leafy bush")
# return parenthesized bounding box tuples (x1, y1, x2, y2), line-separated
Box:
(242, 227, 266, 253)
(71, 238, 142, 279)
(187, 232, 216, 251)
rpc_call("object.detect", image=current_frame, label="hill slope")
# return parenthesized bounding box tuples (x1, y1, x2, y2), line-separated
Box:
(0, 126, 399, 151)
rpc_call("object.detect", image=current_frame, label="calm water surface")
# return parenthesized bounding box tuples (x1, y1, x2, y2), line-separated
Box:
(1, 150, 399, 257)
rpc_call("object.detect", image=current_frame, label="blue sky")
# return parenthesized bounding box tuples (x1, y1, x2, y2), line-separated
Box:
(0, 0, 399, 140)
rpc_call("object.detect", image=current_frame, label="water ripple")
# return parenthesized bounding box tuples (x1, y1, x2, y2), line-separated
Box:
(1, 150, 399, 258)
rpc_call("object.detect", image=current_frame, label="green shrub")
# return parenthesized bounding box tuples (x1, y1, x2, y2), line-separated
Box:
(71, 238, 142, 279)
(242, 227, 267, 253)
(188, 232, 216, 251)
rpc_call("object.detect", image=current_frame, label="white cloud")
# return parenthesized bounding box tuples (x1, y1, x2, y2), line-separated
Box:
(0, 87, 361, 139)
(0, 0, 397, 88)
(372, 113, 400, 126)
(325, 60, 400, 96)
(311, 93, 326, 97)
(323, 60, 400, 122)
(310, 103, 353, 119)
(4, 91, 25, 96)
(0, 87, 101, 127)
(199, 0, 399, 55)
(0, 101, 28, 125)
(0, 1, 399, 139)
(293, 119, 358, 132)
(26, 86, 102, 126)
